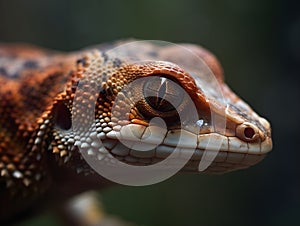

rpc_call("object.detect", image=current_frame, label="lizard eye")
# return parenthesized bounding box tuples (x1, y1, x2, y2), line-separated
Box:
(143, 76, 184, 112)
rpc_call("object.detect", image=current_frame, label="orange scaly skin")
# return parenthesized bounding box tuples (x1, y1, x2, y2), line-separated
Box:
(0, 41, 272, 223)
(0, 44, 77, 221)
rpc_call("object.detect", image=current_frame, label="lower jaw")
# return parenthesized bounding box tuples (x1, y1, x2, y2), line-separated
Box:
(105, 142, 266, 174)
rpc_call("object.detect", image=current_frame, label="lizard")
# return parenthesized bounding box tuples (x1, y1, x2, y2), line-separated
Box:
(0, 40, 272, 223)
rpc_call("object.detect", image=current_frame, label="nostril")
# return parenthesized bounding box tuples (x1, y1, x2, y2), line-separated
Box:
(236, 123, 259, 142)
(244, 127, 255, 139)
(53, 102, 72, 130)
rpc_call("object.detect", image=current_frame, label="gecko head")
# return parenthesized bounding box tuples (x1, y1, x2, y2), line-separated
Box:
(48, 41, 272, 181)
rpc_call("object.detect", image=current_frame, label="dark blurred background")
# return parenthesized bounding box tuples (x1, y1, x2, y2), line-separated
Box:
(0, 0, 299, 225)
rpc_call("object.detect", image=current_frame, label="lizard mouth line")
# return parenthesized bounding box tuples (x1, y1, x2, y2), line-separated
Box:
(93, 124, 272, 173)
(104, 127, 272, 155)
(100, 138, 268, 173)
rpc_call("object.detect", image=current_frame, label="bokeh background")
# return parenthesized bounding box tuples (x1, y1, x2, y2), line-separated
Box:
(0, 0, 299, 225)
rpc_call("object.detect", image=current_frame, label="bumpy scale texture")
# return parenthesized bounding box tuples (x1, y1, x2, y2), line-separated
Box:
(0, 40, 272, 221)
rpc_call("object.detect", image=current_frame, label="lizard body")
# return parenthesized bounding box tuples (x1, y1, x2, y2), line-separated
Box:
(0, 40, 272, 222)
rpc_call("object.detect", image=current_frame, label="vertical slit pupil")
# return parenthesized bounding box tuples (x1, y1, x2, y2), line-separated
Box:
(144, 76, 183, 112)
(157, 79, 167, 107)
